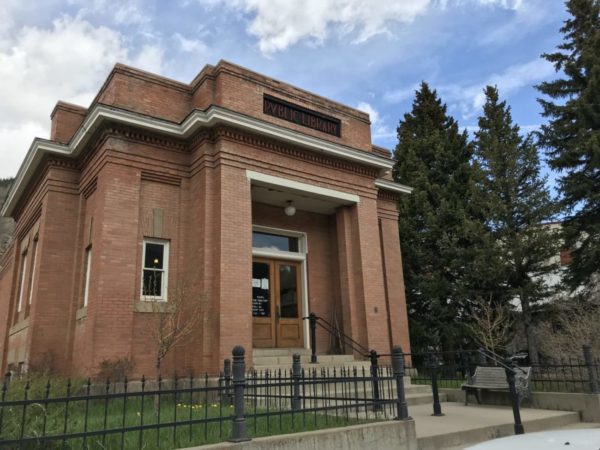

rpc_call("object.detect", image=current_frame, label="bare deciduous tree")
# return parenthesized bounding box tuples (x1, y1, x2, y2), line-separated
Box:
(533, 294, 600, 360)
(467, 295, 514, 356)
(143, 279, 205, 376)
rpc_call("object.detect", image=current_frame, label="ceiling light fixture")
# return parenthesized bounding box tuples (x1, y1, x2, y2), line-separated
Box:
(284, 200, 296, 217)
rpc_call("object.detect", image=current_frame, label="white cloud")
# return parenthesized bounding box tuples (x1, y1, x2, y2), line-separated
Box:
(476, 0, 559, 46)
(69, 0, 151, 26)
(440, 58, 554, 119)
(0, 122, 48, 179)
(130, 44, 165, 73)
(200, 0, 525, 53)
(0, 16, 128, 126)
(0, 15, 166, 178)
(356, 102, 380, 125)
(0, 1, 18, 38)
(172, 32, 209, 53)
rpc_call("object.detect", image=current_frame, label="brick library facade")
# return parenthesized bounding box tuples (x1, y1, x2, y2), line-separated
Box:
(0, 61, 411, 377)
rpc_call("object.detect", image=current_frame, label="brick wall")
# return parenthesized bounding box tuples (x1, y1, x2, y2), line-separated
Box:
(50, 102, 87, 144)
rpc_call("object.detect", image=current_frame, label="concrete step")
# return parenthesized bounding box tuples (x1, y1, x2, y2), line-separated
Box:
(249, 364, 412, 385)
(243, 379, 433, 406)
(407, 392, 446, 406)
(414, 403, 581, 450)
(252, 348, 311, 357)
(251, 360, 372, 372)
(252, 354, 357, 366)
(405, 384, 434, 395)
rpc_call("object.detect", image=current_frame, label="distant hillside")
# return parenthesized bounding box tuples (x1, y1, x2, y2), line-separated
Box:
(0, 179, 15, 257)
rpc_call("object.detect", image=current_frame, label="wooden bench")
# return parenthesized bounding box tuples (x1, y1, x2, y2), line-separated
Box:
(461, 366, 531, 405)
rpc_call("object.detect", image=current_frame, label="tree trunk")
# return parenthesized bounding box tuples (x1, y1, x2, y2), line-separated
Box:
(154, 356, 161, 416)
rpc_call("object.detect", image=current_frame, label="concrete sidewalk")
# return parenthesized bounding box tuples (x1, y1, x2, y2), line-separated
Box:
(411, 403, 586, 450)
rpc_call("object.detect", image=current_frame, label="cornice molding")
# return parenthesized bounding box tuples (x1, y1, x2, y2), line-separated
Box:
(212, 126, 380, 178)
(2, 104, 394, 217)
(377, 190, 401, 202)
(375, 178, 413, 195)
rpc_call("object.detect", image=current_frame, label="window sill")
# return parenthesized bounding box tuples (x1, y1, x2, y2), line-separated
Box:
(76, 307, 87, 321)
(9, 317, 30, 336)
(133, 301, 175, 313)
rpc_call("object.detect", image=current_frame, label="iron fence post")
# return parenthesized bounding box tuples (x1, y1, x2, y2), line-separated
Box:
(583, 344, 599, 394)
(292, 353, 301, 410)
(392, 346, 410, 420)
(309, 313, 318, 363)
(458, 350, 466, 379)
(229, 346, 250, 443)
(478, 348, 487, 365)
(224, 358, 232, 405)
(505, 359, 525, 435)
(370, 350, 382, 412)
(430, 353, 444, 416)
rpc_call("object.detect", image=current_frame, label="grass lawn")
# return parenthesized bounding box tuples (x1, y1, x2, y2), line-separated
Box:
(0, 379, 375, 449)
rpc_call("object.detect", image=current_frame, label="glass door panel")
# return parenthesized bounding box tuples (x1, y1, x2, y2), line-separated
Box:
(279, 264, 298, 318)
(252, 260, 275, 348)
(252, 262, 271, 317)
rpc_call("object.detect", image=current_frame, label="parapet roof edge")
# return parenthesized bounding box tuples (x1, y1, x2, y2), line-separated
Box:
(50, 101, 88, 119)
(211, 60, 371, 122)
(88, 61, 372, 125)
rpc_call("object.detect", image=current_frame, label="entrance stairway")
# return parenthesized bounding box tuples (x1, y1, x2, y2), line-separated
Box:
(251, 348, 441, 407)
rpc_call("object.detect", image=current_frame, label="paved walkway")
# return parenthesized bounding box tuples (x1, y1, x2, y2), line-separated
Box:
(410, 402, 595, 450)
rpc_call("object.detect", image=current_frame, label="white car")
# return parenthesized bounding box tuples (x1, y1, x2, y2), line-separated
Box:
(466, 430, 600, 449)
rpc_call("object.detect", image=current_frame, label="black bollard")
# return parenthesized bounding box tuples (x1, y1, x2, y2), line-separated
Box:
(430, 353, 444, 417)
(505, 359, 525, 435)
(229, 346, 250, 442)
(370, 350, 382, 412)
(309, 313, 318, 363)
(392, 346, 410, 420)
(291, 354, 301, 411)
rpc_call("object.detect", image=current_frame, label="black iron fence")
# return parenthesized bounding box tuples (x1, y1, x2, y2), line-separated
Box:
(0, 346, 411, 449)
(403, 345, 600, 395)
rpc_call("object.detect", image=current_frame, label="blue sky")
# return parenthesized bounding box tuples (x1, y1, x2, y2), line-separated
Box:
(0, 0, 568, 181)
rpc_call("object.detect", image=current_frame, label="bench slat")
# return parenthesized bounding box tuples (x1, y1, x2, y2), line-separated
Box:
(463, 366, 531, 390)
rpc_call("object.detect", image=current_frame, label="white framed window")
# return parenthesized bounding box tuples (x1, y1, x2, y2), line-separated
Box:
(17, 252, 28, 313)
(141, 239, 169, 301)
(83, 246, 92, 307)
(27, 239, 38, 306)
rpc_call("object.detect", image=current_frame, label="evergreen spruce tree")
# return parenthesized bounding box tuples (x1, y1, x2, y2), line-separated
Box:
(473, 86, 559, 363)
(394, 82, 476, 351)
(537, 0, 600, 288)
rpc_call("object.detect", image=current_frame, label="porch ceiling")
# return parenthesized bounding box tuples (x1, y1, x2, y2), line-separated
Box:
(250, 185, 345, 215)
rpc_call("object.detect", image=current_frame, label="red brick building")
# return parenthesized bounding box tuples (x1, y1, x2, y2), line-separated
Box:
(0, 61, 411, 377)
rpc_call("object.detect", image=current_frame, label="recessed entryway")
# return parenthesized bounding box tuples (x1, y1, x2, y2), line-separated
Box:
(252, 258, 303, 348)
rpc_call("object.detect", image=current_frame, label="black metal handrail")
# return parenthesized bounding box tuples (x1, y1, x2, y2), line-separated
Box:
(477, 348, 527, 375)
(303, 313, 370, 362)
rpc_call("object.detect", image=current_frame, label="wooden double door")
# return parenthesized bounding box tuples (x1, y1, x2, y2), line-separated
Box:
(252, 258, 303, 348)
